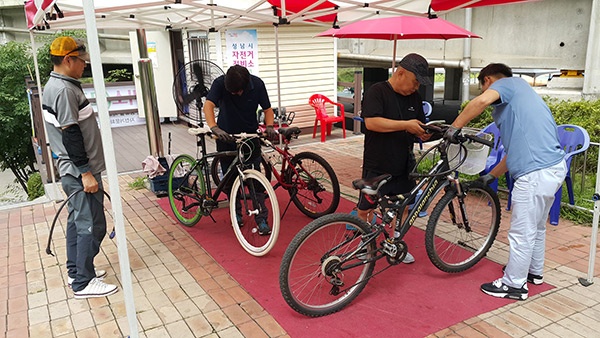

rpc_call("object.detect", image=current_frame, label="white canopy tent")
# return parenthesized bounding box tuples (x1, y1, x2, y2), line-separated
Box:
(29, 1, 597, 338)
(35, 0, 435, 31)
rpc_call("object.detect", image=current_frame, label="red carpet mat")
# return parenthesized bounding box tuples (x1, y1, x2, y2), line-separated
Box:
(157, 190, 553, 337)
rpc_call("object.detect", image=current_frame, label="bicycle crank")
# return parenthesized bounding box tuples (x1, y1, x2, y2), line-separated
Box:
(383, 238, 407, 265)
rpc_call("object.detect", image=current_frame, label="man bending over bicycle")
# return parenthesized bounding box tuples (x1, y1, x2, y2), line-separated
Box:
(357, 53, 432, 264)
(204, 65, 278, 235)
(447, 63, 566, 300)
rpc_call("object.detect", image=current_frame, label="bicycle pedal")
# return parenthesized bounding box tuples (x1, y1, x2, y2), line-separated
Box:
(203, 199, 218, 208)
(330, 277, 344, 286)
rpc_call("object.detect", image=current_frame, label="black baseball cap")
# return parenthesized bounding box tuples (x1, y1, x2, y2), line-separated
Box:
(399, 53, 431, 85)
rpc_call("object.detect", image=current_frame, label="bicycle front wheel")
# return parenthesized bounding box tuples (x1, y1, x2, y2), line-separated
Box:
(425, 181, 501, 273)
(168, 154, 206, 226)
(279, 213, 376, 317)
(230, 169, 280, 256)
(287, 152, 340, 218)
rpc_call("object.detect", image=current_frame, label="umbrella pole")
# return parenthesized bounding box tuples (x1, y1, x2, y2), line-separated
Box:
(274, 24, 282, 144)
(392, 37, 397, 71)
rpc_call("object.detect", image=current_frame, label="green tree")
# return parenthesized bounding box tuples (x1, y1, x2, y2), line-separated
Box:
(0, 30, 85, 195)
(0, 41, 37, 192)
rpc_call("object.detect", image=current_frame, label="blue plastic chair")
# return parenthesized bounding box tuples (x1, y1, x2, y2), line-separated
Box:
(417, 101, 433, 150)
(478, 122, 514, 210)
(548, 124, 590, 225)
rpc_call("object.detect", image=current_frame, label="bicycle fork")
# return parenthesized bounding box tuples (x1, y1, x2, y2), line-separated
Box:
(446, 175, 473, 233)
(236, 167, 262, 218)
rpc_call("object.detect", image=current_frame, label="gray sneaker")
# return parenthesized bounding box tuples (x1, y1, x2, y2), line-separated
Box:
(68, 269, 107, 287)
(403, 252, 415, 264)
(73, 278, 118, 299)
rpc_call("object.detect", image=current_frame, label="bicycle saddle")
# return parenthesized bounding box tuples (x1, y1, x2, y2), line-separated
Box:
(278, 127, 301, 141)
(352, 174, 392, 195)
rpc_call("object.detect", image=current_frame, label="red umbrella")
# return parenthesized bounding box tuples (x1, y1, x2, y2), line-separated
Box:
(430, 0, 541, 12)
(317, 15, 480, 69)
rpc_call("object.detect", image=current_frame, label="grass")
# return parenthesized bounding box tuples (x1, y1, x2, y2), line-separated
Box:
(128, 176, 148, 190)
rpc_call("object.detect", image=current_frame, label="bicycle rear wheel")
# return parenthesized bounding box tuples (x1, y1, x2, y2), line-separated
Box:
(168, 154, 206, 226)
(230, 169, 280, 256)
(425, 181, 500, 273)
(279, 213, 376, 317)
(211, 154, 272, 186)
(287, 152, 340, 218)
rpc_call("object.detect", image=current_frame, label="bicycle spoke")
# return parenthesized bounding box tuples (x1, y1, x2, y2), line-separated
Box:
(168, 154, 205, 226)
(288, 152, 340, 218)
(231, 169, 280, 256)
(280, 214, 375, 317)
(425, 183, 500, 272)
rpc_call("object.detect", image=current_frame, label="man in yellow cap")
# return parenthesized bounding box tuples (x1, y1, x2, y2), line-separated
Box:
(43, 36, 118, 299)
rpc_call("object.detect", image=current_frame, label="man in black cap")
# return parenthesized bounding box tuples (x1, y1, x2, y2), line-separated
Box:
(356, 53, 432, 264)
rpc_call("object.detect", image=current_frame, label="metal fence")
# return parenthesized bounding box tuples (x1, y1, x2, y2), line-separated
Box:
(569, 141, 599, 214)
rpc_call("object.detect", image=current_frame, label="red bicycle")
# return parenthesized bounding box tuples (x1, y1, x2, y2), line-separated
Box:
(211, 127, 340, 218)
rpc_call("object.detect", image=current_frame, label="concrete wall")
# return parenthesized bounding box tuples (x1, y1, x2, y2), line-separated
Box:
(338, 0, 593, 70)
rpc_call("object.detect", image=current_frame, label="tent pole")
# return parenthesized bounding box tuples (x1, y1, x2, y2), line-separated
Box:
(27, 24, 62, 202)
(82, 1, 139, 336)
(579, 147, 600, 286)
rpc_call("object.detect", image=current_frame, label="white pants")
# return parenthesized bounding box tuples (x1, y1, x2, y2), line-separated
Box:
(502, 160, 567, 288)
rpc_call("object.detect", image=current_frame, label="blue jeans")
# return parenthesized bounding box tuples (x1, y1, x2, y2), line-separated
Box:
(61, 173, 106, 291)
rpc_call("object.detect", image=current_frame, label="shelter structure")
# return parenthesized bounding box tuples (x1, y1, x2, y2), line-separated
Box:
(16, 1, 600, 337)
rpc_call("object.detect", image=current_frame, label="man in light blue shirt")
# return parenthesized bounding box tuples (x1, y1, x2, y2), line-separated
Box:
(446, 63, 566, 301)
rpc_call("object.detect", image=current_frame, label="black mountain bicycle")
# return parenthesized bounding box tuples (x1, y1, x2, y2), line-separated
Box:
(167, 126, 280, 256)
(279, 122, 501, 316)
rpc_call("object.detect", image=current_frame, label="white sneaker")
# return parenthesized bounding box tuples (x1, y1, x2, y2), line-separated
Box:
(403, 252, 415, 264)
(68, 269, 107, 287)
(73, 278, 118, 299)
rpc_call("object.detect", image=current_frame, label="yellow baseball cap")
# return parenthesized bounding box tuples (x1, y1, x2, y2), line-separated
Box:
(50, 36, 90, 62)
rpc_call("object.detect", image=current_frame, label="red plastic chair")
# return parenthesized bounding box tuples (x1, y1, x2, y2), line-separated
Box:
(309, 94, 346, 142)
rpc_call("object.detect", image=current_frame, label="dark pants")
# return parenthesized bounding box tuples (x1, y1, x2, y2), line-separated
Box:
(61, 173, 106, 291)
(217, 139, 268, 223)
(357, 168, 416, 211)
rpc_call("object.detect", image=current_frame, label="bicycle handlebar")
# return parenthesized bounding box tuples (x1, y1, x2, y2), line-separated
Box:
(423, 122, 493, 148)
(188, 126, 261, 143)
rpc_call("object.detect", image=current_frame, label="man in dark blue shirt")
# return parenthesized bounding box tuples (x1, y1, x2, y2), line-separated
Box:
(204, 65, 276, 235)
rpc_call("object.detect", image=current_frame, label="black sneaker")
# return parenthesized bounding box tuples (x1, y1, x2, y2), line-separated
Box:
(527, 273, 544, 285)
(481, 279, 528, 300)
(502, 266, 544, 285)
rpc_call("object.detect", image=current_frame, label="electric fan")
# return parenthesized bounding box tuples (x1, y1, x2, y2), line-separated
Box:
(172, 59, 224, 125)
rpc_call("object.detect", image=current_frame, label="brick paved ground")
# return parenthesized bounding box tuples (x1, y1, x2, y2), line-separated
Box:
(2, 125, 600, 337)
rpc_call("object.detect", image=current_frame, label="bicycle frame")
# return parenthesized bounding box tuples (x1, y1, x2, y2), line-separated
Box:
(263, 141, 310, 191)
(179, 131, 260, 215)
